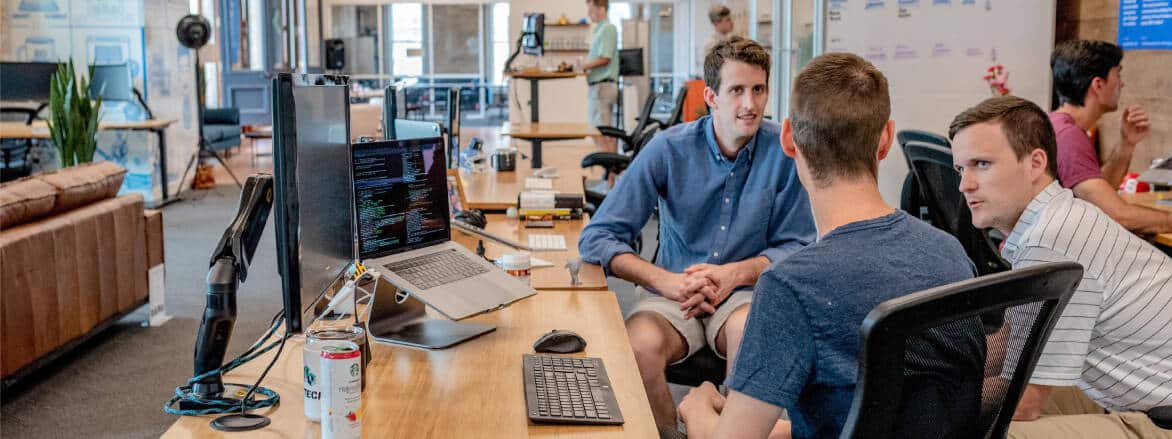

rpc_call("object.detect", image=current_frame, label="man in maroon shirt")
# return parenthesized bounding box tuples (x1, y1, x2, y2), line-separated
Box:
(1049, 40, 1171, 234)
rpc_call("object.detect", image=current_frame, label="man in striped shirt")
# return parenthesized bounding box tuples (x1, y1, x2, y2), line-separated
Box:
(949, 96, 1172, 438)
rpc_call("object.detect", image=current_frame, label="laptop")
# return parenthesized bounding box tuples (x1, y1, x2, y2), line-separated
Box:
(351, 137, 537, 320)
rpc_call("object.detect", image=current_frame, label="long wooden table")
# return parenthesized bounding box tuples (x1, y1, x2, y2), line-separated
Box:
(460, 142, 601, 211)
(502, 122, 602, 168)
(451, 214, 607, 290)
(161, 290, 656, 438)
(1122, 191, 1172, 247)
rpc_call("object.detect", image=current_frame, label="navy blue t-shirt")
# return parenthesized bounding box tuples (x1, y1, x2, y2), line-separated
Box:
(727, 211, 985, 439)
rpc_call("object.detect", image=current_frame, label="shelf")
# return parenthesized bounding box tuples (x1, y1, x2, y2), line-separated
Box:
(546, 49, 589, 53)
(547, 23, 590, 27)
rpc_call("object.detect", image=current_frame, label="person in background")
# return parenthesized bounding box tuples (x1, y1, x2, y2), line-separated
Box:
(708, 5, 735, 47)
(1048, 40, 1170, 235)
(579, 36, 816, 434)
(949, 95, 1172, 439)
(582, 0, 619, 153)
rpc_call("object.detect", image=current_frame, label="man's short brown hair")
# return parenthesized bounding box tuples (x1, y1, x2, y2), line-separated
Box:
(789, 53, 890, 186)
(708, 5, 731, 24)
(948, 96, 1058, 178)
(703, 36, 770, 93)
(587, 0, 608, 9)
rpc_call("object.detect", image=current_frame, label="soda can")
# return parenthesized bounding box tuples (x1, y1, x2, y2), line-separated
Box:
(302, 336, 326, 422)
(320, 340, 363, 439)
(308, 326, 370, 389)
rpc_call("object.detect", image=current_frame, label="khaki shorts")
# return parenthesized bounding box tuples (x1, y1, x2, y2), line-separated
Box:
(1008, 386, 1172, 439)
(587, 82, 618, 127)
(626, 286, 752, 365)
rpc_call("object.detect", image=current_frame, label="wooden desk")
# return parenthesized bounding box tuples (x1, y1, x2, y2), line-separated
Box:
(0, 119, 179, 204)
(451, 214, 607, 290)
(502, 122, 602, 169)
(460, 142, 600, 211)
(161, 290, 656, 438)
(1121, 192, 1172, 247)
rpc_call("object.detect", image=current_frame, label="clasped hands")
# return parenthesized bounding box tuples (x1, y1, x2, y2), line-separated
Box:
(654, 263, 749, 320)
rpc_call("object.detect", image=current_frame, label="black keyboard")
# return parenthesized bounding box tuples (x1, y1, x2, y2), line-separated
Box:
(523, 354, 624, 425)
(383, 248, 489, 290)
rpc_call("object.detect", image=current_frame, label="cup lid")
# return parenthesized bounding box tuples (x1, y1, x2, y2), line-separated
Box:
(497, 252, 531, 269)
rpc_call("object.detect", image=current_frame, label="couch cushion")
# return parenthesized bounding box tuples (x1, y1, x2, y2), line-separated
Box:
(0, 178, 58, 228)
(37, 161, 126, 215)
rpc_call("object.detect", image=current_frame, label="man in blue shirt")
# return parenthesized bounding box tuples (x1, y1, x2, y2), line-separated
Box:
(578, 36, 816, 431)
(678, 53, 986, 438)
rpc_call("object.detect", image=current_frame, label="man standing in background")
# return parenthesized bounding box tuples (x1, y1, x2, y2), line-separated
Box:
(708, 5, 735, 48)
(582, 0, 619, 153)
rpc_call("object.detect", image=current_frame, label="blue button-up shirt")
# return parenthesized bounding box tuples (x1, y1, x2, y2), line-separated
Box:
(579, 116, 815, 275)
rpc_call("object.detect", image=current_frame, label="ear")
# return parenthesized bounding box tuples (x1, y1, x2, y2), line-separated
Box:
(1028, 147, 1049, 181)
(703, 85, 718, 110)
(876, 120, 895, 161)
(781, 118, 798, 158)
(1088, 76, 1107, 99)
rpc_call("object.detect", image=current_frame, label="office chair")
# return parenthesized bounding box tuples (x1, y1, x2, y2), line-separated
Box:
(896, 129, 950, 223)
(661, 86, 688, 129)
(905, 142, 1011, 276)
(0, 109, 35, 182)
(596, 91, 662, 153)
(841, 261, 1082, 439)
(89, 63, 153, 120)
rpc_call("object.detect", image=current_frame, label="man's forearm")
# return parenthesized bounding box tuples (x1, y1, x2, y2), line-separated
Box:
(611, 253, 672, 291)
(583, 57, 610, 71)
(1100, 141, 1137, 188)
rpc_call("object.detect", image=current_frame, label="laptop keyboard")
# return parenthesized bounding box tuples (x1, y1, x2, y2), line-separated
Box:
(523, 354, 624, 425)
(384, 249, 490, 290)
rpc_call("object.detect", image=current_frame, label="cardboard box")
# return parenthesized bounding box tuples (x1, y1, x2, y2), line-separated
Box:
(144, 209, 164, 268)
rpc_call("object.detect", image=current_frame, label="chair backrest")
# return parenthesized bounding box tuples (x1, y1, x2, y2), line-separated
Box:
(665, 86, 688, 128)
(897, 129, 950, 149)
(629, 124, 659, 158)
(629, 90, 660, 139)
(841, 261, 1083, 439)
(905, 141, 1010, 276)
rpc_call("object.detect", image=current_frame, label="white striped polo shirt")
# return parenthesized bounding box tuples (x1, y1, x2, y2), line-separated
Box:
(1002, 181, 1172, 412)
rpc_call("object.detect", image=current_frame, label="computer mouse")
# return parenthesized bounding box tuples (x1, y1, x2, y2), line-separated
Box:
(533, 329, 586, 353)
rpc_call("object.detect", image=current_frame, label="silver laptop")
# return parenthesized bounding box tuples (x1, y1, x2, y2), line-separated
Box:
(351, 137, 536, 320)
(1138, 155, 1172, 185)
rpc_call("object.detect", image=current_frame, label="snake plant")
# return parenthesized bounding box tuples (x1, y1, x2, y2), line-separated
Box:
(47, 60, 102, 167)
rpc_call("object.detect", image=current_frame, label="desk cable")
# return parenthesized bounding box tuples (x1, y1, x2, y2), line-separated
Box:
(163, 310, 286, 417)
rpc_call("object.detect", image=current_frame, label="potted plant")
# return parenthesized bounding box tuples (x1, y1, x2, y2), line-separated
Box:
(47, 59, 102, 168)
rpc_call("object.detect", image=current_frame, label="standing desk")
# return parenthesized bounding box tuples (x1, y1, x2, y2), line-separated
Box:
(0, 119, 178, 206)
(506, 70, 584, 124)
(1122, 191, 1172, 247)
(450, 214, 607, 290)
(160, 290, 657, 438)
(502, 122, 601, 169)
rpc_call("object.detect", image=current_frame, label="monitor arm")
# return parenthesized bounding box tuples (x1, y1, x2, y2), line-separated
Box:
(191, 174, 274, 398)
(503, 32, 536, 73)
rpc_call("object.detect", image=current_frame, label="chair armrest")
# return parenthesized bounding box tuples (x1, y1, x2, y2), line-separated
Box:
(203, 107, 240, 125)
(581, 152, 632, 173)
(595, 126, 629, 141)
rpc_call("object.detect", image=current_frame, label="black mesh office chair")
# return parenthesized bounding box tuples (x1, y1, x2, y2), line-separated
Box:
(897, 130, 950, 223)
(841, 261, 1082, 439)
(905, 141, 1011, 276)
(0, 109, 35, 182)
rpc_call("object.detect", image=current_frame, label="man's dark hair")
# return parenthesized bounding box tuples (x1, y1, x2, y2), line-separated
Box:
(703, 36, 770, 93)
(708, 5, 731, 24)
(586, 0, 608, 9)
(948, 96, 1058, 178)
(1051, 40, 1123, 107)
(789, 53, 890, 186)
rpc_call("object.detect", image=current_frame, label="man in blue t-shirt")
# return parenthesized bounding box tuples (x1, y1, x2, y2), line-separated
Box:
(678, 53, 986, 438)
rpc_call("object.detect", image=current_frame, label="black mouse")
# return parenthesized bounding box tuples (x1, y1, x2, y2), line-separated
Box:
(533, 329, 587, 353)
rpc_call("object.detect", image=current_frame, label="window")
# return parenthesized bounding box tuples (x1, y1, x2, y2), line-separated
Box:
(391, 3, 424, 77)
(608, 3, 633, 48)
(490, 2, 510, 84)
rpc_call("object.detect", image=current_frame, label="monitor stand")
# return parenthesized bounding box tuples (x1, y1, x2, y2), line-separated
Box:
(365, 277, 495, 349)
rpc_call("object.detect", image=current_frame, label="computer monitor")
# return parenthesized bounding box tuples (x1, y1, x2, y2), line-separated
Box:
(0, 62, 57, 102)
(271, 72, 356, 333)
(522, 13, 545, 56)
(382, 81, 412, 139)
(445, 87, 461, 169)
(618, 48, 645, 77)
(89, 63, 134, 101)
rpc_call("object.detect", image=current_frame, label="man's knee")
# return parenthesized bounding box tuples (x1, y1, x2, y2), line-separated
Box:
(717, 304, 751, 355)
(626, 312, 681, 370)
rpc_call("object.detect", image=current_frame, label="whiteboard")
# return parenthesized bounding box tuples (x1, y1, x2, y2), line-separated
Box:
(824, 0, 1056, 203)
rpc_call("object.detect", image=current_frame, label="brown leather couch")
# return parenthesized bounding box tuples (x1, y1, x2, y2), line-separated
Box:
(0, 161, 149, 387)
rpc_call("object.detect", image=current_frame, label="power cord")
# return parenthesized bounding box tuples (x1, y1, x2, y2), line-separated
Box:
(163, 310, 286, 417)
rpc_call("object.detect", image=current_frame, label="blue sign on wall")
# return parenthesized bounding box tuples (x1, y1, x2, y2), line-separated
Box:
(1119, 0, 1172, 50)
